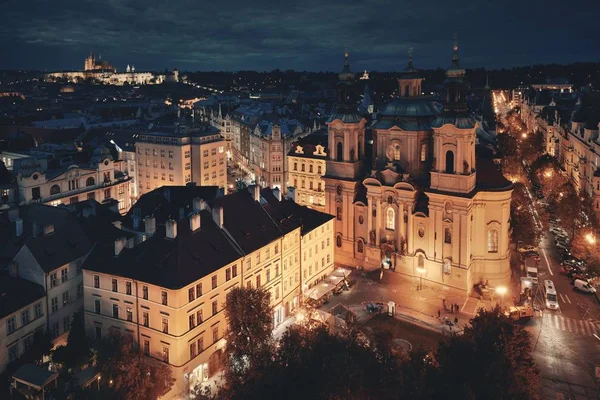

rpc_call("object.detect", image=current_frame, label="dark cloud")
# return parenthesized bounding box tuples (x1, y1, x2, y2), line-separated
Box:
(1, 0, 598, 71)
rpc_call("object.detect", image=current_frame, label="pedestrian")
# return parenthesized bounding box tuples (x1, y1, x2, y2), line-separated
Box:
(454, 316, 458, 325)
(455, 304, 459, 313)
(438, 310, 441, 319)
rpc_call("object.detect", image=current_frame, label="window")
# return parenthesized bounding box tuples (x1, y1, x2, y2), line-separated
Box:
(420, 144, 427, 162)
(197, 309, 203, 324)
(488, 229, 499, 253)
(336, 207, 342, 221)
(226, 268, 231, 281)
(212, 326, 219, 344)
(126, 281, 132, 295)
(169, 151, 174, 158)
(162, 317, 169, 333)
(445, 150, 455, 174)
(232, 265, 238, 277)
(144, 340, 150, 355)
(50, 273, 58, 288)
(61, 268, 68, 283)
(358, 240, 364, 253)
(212, 300, 218, 316)
(196, 283, 202, 297)
(275, 287, 280, 300)
(95, 299, 101, 314)
(86, 177, 95, 186)
(337, 142, 343, 162)
(198, 337, 204, 353)
(162, 346, 169, 363)
(68, 179, 79, 191)
(7, 317, 16, 334)
(104, 188, 111, 200)
(34, 303, 42, 319)
(143, 285, 148, 300)
(23, 335, 34, 353)
(211, 275, 217, 289)
(189, 314, 196, 330)
(318, 166, 322, 174)
(62, 291, 69, 306)
(95, 326, 102, 341)
(87, 192, 96, 200)
(190, 342, 197, 359)
(63, 316, 71, 333)
(386, 207, 395, 230)
(8, 344, 18, 362)
(393, 144, 401, 161)
(50, 184, 60, 195)
(444, 227, 452, 244)
(294, 162, 297, 171)
(266, 270, 271, 283)
(336, 235, 342, 248)
(161, 291, 168, 305)
(112, 304, 119, 319)
(143, 312, 149, 327)
(256, 275, 261, 288)
(51, 297, 58, 313)
(126, 308, 133, 322)
(112, 278, 118, 292)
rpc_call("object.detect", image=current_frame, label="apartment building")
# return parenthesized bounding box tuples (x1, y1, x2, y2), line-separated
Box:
(0, 276, 47, 374)
(13, 146, 133, 214)
(287, 131, 328, 211)
(135, 126, 226, 197)
(3, 204, 93, 345)
(81, 185, 334, 398)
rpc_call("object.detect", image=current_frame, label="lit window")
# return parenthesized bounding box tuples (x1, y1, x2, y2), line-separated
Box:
(488, 229, 499, 253)
(386, 207, 395, 230)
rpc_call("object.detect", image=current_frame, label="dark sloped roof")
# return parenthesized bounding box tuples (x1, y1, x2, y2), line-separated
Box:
(431, 112, 477, 129)
(212, 190, 282, 254)
(126, 186, 222, 227)
(0, 276, 45, 319)
(327, 111, 363, 124)
(475, 147, 513, 191)
(287, 131, 328, 158)
(83, 210, 242, 289)
(0, 204, 93, 273)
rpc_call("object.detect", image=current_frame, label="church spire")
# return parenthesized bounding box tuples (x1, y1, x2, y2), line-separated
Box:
(406, 47, 415, 71)
(450, 33, 460, 70)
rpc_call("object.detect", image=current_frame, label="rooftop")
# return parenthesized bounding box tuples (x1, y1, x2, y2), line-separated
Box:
(0, 276, 45, 320)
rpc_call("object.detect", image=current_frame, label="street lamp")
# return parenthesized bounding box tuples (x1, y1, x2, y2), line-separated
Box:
(496, 286, 507, 308)
(585, 233, 596, 245)
(416, 266, 426, 290)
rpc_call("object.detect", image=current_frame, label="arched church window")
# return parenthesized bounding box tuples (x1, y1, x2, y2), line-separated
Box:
(86, 177, 95, 186)
(488, 229, 499, 253)
(357, 240, 364, 253)
(393, 144, 401, 161)
(336, 235, 342, 248)
(337, 142, 343, 162)
(444, 227, 452, 244)
(387, 196, 393, 204)
(358, 215, 364, 225)
(445, 150, 455, 174)
(50, 185, 60, 195)
(336, 207, 342, 221)
(420, 144, 427, 162)
(386, 208, 395, 231)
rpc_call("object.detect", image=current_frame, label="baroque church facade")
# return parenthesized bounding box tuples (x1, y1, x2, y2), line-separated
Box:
(323, 49, 513, 292)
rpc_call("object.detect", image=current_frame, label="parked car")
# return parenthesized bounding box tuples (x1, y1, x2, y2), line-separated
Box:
(550, 227, 566, 235)
(555, 239, 570, 248)
(556, 242, 570, 252)
(573, 279, 597, 294)
(518, 245, 538, 254)
(366, 302, 384, 313)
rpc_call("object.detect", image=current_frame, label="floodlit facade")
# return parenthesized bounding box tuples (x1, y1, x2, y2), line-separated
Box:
(323, 50, 513, 292)
(287, 132, 328, 211)
(135, 127, 227, 196)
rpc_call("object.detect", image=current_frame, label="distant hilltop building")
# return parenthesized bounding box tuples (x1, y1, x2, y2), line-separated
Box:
(45, 53, 179, 86)
(84, 52, 115, 72)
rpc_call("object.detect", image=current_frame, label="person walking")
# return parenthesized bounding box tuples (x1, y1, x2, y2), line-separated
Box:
(454, 316, 459, 325)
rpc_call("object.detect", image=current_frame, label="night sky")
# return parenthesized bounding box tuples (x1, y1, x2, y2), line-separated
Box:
(2, 0, 598, 72)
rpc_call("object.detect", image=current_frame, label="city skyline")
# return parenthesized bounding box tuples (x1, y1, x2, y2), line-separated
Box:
(2, 0, 599, 72)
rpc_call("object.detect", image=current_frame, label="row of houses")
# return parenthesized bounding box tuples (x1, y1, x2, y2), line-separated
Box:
(0, 184, 336, 398)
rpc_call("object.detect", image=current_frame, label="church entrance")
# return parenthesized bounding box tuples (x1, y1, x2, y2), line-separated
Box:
(380, 243, 397, 271)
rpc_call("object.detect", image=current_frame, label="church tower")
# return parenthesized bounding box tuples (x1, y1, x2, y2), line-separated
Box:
(429, 42, 477, 194)
(397, 48, 423, 97)
(323, 52, 367, 266)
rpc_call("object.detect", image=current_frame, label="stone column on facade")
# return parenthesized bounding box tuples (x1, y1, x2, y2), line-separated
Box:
(375, 197, 381, 245)
(367, 196, 373, 245)
(407, 206, 413, 254)
(398, 201, 405, 252)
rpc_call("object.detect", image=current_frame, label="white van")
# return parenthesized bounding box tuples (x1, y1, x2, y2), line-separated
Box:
(526, 266, 539, 285)
(574, 279, 597, 294)
(544, 280, 560, 310)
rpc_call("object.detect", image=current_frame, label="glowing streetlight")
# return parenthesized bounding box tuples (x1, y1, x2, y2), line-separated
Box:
(522, 133, 528, 139)
(586, 233, 596, 245)
(544, 170, 553, 178)
(416, 266, 426, 291)
(496, 286, 507, 307)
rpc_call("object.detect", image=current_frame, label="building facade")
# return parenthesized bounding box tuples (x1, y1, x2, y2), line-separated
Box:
(135, 127, 227, 197)
(323, 50, 513, 292)
(287, 132, 328, 211)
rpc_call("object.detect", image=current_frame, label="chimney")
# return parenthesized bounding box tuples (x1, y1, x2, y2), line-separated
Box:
(114, 237, 127, 256)
(253, 185, 260, 202)
(274, 187, 282, 201)
(43, 224, 55, 235)
(144, 216, 156, 238)
(193, 197, 202, 212)
(133, 208, 141, 230)
(189, 213, 201, 232)
(212, 206, 224, 228)
(15, 218, 23, 237)
(166, 219, 177, 239)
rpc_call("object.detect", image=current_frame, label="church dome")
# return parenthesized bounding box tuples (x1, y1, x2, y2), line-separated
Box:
(431, 113, 477, 129)
(379, 97, 442, 118)
(90, 145, 114, 165)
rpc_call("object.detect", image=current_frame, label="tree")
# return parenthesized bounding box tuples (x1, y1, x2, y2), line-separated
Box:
(52, 312, 91, 373)
(511, 183, 542, 246)
(223, 287, 274, 389)
(436, 307, 540, 400)
(96, 332, 174, 400)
